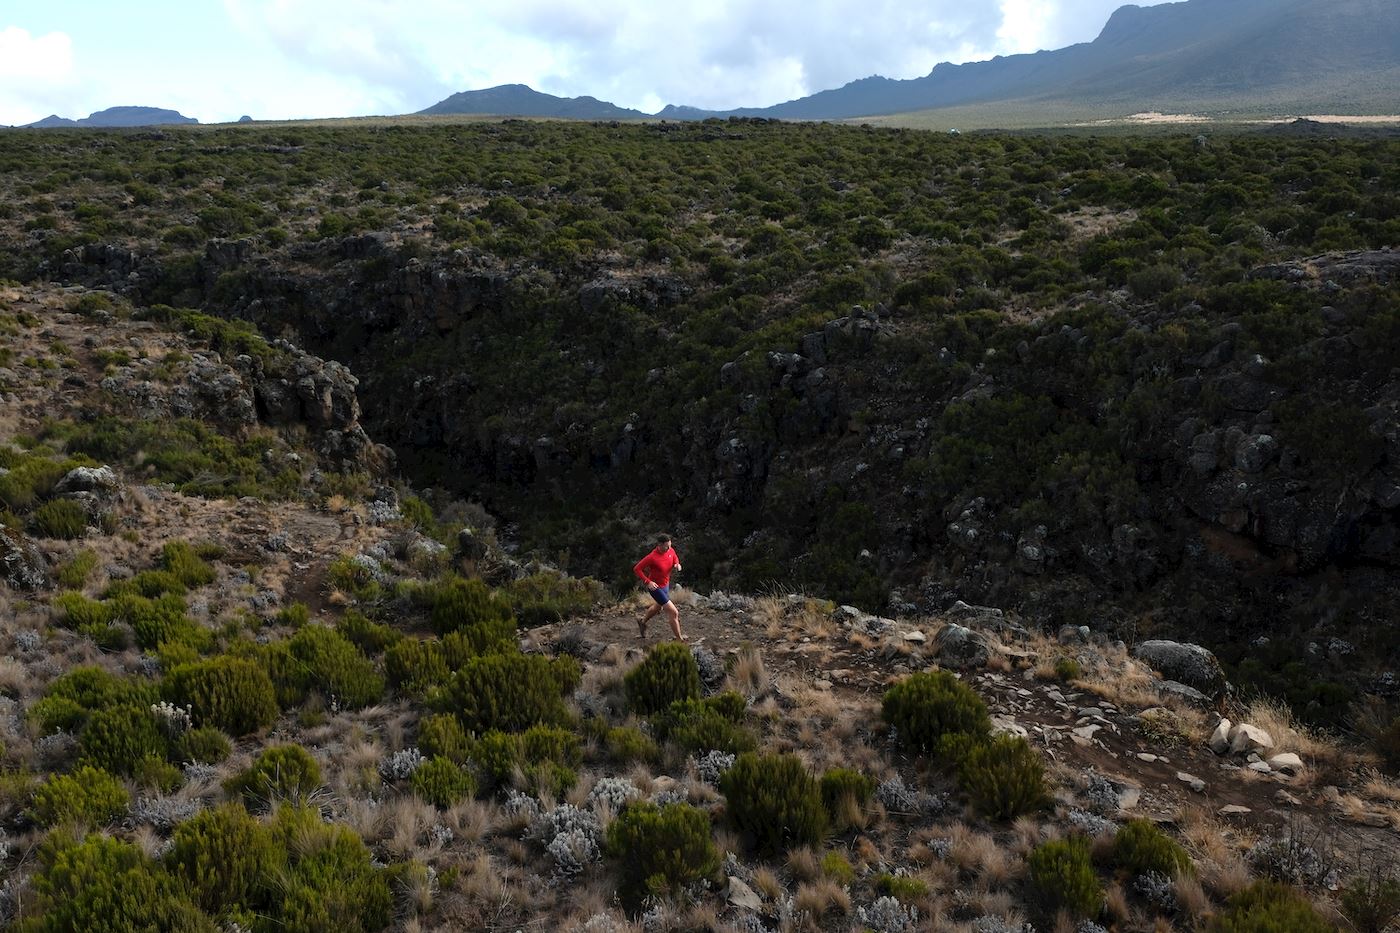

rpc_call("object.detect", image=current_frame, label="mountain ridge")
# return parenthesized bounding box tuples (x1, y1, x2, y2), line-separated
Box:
(23, 105, 199, 128)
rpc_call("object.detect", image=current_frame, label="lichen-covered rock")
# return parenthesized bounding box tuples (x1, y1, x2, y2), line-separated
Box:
(53, 465, 120, 496)
(935, 623, 990, 669)
(0, 525, 49, 591)
(1134, 640, 1228, 700)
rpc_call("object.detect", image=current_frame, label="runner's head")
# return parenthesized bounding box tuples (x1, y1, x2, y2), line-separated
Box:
(655, 532, 672, 552)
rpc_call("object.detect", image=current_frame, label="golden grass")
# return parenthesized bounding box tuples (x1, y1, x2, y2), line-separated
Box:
(725, 645, 769, 697)
(787, 846, 822, 882)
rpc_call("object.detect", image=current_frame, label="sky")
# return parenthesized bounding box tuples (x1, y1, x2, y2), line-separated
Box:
(0, 0, 1174, 125)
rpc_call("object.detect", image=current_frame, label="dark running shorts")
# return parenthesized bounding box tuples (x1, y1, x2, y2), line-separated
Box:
(649, 586, 671, 605)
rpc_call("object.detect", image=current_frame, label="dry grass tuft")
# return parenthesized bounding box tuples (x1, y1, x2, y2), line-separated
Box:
(794, 878, 851, 921)
(726, 645, 769, 697)
(752, 865, 785, 900)
(1174, 871, 1213, 923)
(787, 846, 822, 883)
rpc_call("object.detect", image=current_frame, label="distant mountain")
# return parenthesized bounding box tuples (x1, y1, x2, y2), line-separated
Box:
(25, 106, 199, 128)
(418, 84, 647, 120)
(418, 0, 1400, 122)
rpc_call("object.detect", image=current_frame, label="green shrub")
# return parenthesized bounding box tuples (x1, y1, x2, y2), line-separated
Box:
(326, 555, 384, 604)
(1340, 872, 1400, 933)
(105, 570, 186, 599)
(336, 609, 398, 654)
(1112, 819, 1193, 878)
(1029, 836, 1103, 919)
(1054, 657, 1083, 681)
(446, 651, 572, 733)
(411, 756, 476, 807)
(624, 642, 702, 715)
(603, 725, 659, 764)
(274, 601, 310, 628)
(426, 576, 515, 641)
(651, 693, 755, 754)
(18, 832, 218, 933)
(719, 752, 827, 856)
(268, 805, 392, 933)
(820, 767, 876, 831)
(225, 744, 322, 805)
(165, 801, 278, 914)
(385, 638, 450, 694)
(1377, 717, 1400, 775)
(29, 498, 88, 539)
(164, 656, 279, 735)
(42, 664, 157, 711)
(472, 724, 581, 794)
(417, 713, 472, 763)
(29, 695, 86, 734)
(173, 726, 232, 764)
(605, 801, 720, 907)
(56, 548, 99, 588)
(134, 755, 183, 793)
(52, 591, 114, 630)
(160, 540, 216, 587)
(874, 871, 930, 901)
(501, 571, 607, 627)
(882, 670, 990, 753)
(27, 765, 130, 827)
(822, 850, 856, 884)
(1209, 881, 1334, 933)
(110, 592, 209, 651)
(78, 704, 167, 776)
(268, 625, 384, 709)
(957, 735, 1049, 820)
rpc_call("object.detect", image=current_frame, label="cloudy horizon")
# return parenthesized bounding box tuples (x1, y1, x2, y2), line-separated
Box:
(1, 0, 1173, 125)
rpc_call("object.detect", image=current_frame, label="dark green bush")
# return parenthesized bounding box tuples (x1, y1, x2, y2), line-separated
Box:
(1054, 657, 1083, 681)
(820, 767, 876, 831)
(410, 756, 476, 807)
(164, 656, 279, 735)
(957, 735, 1049, 820)
(274, 601, 310, 628)
(1112, 818, 1193, 878)
(624, 642, 702, 715)
(501, 571, 607, 627)
(27, 765, 130, 827)
(268, 805, 392, 933)
(881, 670, 990, 753)
(55, 548, 98, 588)
(651, 693, 755, 754)
(267, 625, 384, 709)
(1029, 836, 1103, 919)
(426, 576, 515, 642)
(605, 801, 720, 907)
(159, 540, 216, 587)
(719, 752, 827, 856)
(29, 695, 87, 734)
(603, 725, 660, 764)
(173, 726, 233, 764)
(874, 871, 930, 901)
(165, 801, 278, 913)
(79, 704, 167, 776)
(224, 744, 322, 805)
(52, 591, 114, 630)
(472, 724, 581, 794)
(385, 637, 450, 694)
(17, 832, 217, 933)
(417, 713, 472, 762)
(30, 498, 89, 538)
(336, 609, 399, 654)
(446, 651, 573, 733)
(105, 570, 186, 599)
(1340, 872, 1400, 933)
(37, 665, 156, 727)
(110, 592, 209, 651)
(1209, 881, 1334, 933)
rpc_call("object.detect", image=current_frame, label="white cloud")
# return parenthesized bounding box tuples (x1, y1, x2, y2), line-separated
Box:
(0, 25, 73, 79)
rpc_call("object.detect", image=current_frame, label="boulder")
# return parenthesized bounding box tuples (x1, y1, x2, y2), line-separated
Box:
(1156, 680, 1212, 708)
(1209, 718, 1233, 755)
(935, 623, 990, 669)
(1134, 640, 1228, 699)
(1, 525, 50, 590)
(53, 465, 120, 496)
(1267, 752, 1304, 775)
(727, 877, 763, 911)
(1227, 723, 1274, 757)
(1176, 771, 1206, 793)
(1058, 624, 1090, 645)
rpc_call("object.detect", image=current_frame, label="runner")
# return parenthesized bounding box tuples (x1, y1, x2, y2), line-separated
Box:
(634, 533, 684, 641)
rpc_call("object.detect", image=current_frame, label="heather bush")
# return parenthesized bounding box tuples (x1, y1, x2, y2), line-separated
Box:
(1209, 881, 1333, 933)
(163, 656, 278, 735)
(501, 570, 607, 627)
(51, 591, 114, 630)
(624, 641, 702, 715)
(173, 726, 233, 764)
(165, 802, 278, 913)
(425, 576, 515, 642)
(78, 704, 168, 776)
(1029, 836, 1103, 919)
(16, 832, 217, 933)
(1340, 872, 1400, 933)
(34, 666, 156, 733)
(225, 744, 322, 805)
(104, 570, 185, 599)
(109, 592, 209, 651)
(385, 637, 450, 694)
(159, 540, 216, 587)
(410, 756, 476, 808)
(446, 651, 573, 733)
(27, 765, 129, 827)
(417, 712, 472, 762)
(335, 608, 399, 654)
(957, 735, 1049, 820)
(605, 801, 720, 907)
(821, 766, 876, 830)
(1112, 819, 1193, 878)
(603, 725, 660, 764)
(650, 692, 754, 754)
(268, 805, 393, 933)
(30, 498, 89, 539)
(719, 752, 827, 856)
(881, 670, 991, 753)
(266, 625, 384, 709)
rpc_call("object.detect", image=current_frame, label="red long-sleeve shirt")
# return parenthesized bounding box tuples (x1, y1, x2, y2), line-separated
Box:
(634, 547, 680, 587)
